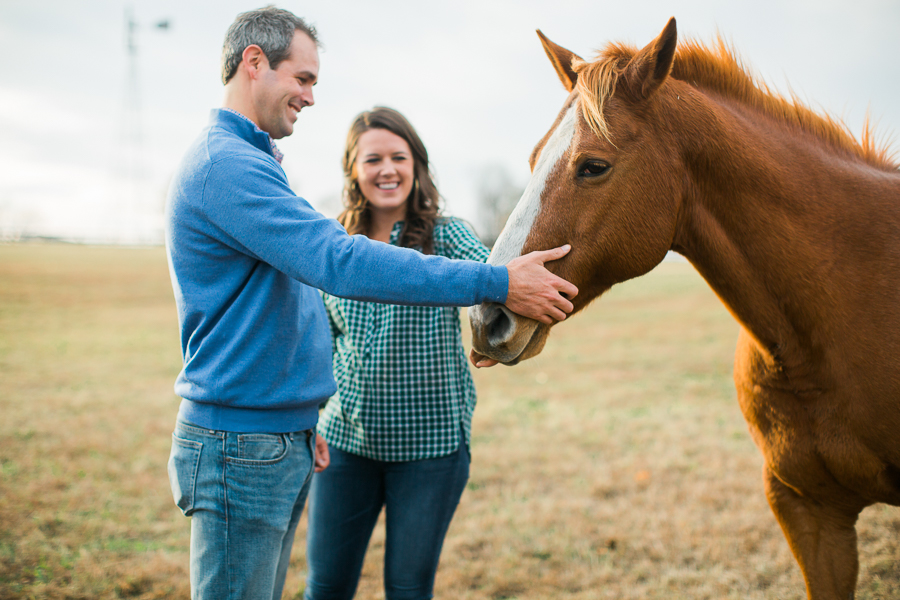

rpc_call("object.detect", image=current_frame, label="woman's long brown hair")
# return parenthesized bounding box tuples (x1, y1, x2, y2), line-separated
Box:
(338, 107, 440, 254)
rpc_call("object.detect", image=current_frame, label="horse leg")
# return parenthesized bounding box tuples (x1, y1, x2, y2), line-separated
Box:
(763, 464, 861, 600)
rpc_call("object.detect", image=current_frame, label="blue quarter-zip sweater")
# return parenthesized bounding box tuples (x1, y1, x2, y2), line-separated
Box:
(165, 109, 508, 433)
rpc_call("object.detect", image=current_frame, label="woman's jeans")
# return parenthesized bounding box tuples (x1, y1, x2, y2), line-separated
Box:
(304, 440, 470, 600)
(168, 420, 316, 600)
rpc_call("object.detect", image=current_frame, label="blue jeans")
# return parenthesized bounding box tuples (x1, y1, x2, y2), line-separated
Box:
(304, 439, 470, 600)
(167, 420, 316, 600)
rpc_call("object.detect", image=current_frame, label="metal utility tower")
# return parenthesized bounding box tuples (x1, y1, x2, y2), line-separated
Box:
(118, 6, 170, 243)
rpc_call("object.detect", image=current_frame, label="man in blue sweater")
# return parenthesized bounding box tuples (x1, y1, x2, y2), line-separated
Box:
(165, 7, 577, 600)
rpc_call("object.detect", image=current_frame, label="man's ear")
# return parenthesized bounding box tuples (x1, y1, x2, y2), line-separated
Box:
(241, 44, 267, 78)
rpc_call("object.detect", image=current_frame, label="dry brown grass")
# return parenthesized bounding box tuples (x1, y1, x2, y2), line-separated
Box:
(0, 243, 897, 599)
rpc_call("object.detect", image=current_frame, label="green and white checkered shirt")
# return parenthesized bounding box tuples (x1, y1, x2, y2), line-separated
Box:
(318, 217, 490, 461)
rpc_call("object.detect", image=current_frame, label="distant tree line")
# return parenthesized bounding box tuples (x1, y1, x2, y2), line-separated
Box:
(474, 163, 524, 249)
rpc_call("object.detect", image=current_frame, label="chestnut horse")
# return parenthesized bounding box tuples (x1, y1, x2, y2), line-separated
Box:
(469, 18, 900, 600)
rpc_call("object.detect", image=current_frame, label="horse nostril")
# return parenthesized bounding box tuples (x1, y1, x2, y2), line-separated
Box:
(485, 304, 514, 344)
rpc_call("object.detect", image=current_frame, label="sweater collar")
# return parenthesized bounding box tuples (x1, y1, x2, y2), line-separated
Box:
(210, 108, 284, 163)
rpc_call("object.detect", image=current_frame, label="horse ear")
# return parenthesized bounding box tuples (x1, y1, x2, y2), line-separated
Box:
(626, 17, 677, 100)
(537, 30, 583, 92)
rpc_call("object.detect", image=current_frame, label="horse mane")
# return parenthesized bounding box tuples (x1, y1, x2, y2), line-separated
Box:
(573, 37, 898, 171)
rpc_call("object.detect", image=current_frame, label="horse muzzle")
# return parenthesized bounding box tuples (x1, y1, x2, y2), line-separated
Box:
(468, 302, 542, 365)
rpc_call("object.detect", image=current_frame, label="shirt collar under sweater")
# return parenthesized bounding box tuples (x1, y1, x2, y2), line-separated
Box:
(214, 108, 284, 164)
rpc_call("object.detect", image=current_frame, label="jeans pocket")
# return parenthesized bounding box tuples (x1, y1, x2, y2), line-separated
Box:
(230, 433, 289, 465)
(168, 434, 202, 516)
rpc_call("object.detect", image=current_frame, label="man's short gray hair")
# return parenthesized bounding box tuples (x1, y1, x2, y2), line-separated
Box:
(221, 6, 318, 84)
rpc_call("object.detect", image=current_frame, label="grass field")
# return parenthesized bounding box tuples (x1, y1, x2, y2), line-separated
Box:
(0, 243, 897, 599)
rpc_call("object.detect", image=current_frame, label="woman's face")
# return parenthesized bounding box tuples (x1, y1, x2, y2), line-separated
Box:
(354, 128, 415, 217)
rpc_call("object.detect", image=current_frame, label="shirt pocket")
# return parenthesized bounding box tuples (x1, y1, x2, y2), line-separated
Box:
(168, 435, 203, 516)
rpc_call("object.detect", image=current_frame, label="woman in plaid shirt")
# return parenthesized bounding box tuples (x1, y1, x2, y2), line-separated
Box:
(304, 107, 488, 599)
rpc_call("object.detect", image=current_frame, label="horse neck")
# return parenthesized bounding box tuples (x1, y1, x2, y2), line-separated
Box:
(669, 86, 900, 378)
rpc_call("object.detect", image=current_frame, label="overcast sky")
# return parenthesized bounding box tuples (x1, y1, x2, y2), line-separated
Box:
(1, 0, 898, 243)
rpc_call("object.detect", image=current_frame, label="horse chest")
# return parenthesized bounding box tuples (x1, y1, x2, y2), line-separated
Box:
(733, 339, 898, 504)
(733, 336, 833, 484)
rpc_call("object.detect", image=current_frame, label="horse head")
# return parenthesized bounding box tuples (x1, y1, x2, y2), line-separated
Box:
(469, 18, 684, 365)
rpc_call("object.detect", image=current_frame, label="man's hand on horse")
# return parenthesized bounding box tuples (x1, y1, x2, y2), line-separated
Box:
(505, 245, 578, 324)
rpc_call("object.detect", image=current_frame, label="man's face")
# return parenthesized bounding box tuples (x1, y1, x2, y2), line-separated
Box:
(253, 31, 318, 140)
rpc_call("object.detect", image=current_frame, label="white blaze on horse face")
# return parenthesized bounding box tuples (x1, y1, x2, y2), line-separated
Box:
(488, 104, 577, 267)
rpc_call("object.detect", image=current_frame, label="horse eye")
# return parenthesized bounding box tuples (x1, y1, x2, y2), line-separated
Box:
(579, 161, 610, 178)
